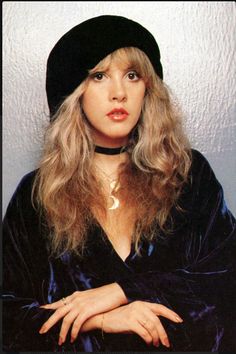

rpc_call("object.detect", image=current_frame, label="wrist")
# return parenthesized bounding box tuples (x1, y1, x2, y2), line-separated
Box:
(81, 314, 103, 332)
(94, 314, 104, 331)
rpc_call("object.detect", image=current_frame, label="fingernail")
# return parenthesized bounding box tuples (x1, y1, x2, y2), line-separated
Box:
(163, 338, 170, 348)
(70, 337, 75, 343)
(175, 316, 183, 322)
(39, 327, 46, 334)
(154, 341, 159, 347)
(58, 337, 63, 346)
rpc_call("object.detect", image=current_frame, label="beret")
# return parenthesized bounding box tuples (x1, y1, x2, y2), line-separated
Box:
(46, 15, 163, 119)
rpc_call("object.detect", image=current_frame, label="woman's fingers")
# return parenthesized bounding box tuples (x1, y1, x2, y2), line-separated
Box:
(58, 311, 80, 345)
(142, 302, 183, 348)
(39, 304, 71, 334)
(131, 321, 153, 346)
(40, 293, 77, 310)
(143, 303, 183, 348)
(139, 317, 159, 347)
(138, 308, 170, 348)
(147, 302, 183, 323)
(153, 315, 170, 348)
(129, 302, 179, 348)
(70, 312, 88, 342)
(40, 302, 62, 310)
(40, 303, 86, 344)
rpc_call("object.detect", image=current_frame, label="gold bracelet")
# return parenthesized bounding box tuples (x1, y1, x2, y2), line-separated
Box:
(101, 313, 105, 340)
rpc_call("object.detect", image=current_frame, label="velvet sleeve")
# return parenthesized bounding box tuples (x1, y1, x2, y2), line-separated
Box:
(116, 150, 236, 351)
(2, 172, 60, 351)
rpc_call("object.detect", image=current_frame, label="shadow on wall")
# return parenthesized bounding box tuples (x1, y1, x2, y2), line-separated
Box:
(205, 150, 236, 216)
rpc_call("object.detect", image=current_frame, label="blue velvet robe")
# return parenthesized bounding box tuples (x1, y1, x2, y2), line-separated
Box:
(3, 150, 236, 352)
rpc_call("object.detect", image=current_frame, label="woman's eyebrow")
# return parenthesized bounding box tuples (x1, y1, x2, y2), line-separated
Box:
(90, 64, 139, 74)
(118, 65, 139, 73)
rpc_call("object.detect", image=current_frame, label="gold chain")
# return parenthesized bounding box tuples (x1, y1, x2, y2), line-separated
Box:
(94, 164, 121, 210)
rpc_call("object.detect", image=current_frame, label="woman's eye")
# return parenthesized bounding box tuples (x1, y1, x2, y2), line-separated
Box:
(127, 71, 140, 81)
(92, 72, 105, 81)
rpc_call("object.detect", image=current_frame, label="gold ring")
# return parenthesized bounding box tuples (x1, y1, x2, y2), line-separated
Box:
(61, 297, 67, 306)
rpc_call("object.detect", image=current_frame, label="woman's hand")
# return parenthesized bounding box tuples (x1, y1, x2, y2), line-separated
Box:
(82, 301, 183, 348)
(39, 283, 128, 345)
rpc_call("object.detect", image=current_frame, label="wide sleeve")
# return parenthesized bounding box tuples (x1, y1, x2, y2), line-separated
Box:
(116, 150, 236, 351)
(2, 172, 60, 351)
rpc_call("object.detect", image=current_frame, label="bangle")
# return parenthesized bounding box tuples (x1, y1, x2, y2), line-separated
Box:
(101, 313, 105, 339)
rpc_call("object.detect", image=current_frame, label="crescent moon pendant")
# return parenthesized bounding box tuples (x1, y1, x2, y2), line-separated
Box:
(108, 195, 120, 210)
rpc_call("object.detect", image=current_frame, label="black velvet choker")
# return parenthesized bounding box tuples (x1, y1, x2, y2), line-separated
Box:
(94, 145, 127, 155)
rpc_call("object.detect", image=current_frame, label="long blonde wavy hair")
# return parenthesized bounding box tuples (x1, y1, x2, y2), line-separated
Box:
(33, 47, 192, 256)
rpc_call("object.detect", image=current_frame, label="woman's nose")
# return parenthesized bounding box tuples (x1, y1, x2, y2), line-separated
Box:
(109, 79, 127, 102)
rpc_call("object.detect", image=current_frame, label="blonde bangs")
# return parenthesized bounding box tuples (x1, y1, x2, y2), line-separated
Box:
(89, 47, 152, 82)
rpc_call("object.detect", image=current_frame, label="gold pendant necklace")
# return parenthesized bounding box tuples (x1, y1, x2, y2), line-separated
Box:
(108, 180, 121, 210)
(95, 165, 121, 210)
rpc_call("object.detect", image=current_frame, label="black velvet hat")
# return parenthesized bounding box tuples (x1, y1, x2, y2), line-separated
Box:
(46, 15, 163, 119)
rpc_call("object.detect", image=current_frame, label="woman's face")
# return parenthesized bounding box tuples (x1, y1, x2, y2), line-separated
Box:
(82, 55, 146, 147)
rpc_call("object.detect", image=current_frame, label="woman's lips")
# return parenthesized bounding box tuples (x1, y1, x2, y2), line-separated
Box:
(106, 108, 129, 121)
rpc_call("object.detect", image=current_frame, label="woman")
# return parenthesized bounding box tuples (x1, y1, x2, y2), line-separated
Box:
(3, 15, 236, 352)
